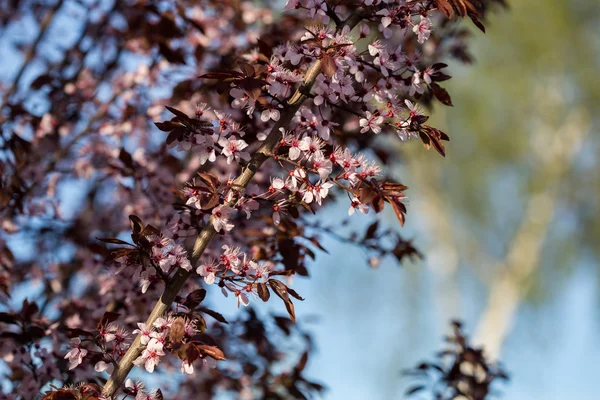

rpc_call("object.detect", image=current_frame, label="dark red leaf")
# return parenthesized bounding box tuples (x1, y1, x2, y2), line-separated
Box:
(165, 106, 190, 120)
(274, 316, 293, 335)
(98, 311, 120, 329)
(96, 237, 132, 246)
(140, 224, 161, 237)
(286, 285, 304, 301)
(390, 199, 407, 227)
(430, 83, 453, 107)
(24, 325, 45, 340)
(129, 215, 144, 233)
(154, 121, 183, 132)
(295, 351, 309, 373)
(321, 54, 337, 77)
(169, 317, 186, 344)
(199, 307, 229, 324)
(199, 71, 245, 80)
(257, 282, 270, 302)
(20, 299, 38, 321)
(434, 0, 454, 18)
(269, 279, 296, 322)
(0, 312, 18, 324)
(65, 328, 94, 338)
(30, 74, 53, 89)
(364, 221, 379, 241)
(470, 14, 486, 32)
(371, 195, 385, 213)
(185, 342, 200, 363)
(406, 385, 425, 396)
(183, 289, 207, 309)
(165, 127, 187, 145)
(197, 344, 226, 360)
(307, 237, 328, 253)
(158, 42, 187, 64)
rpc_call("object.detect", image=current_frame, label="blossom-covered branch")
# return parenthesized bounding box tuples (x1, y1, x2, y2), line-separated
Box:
(101, 8, 368, 397)
(0, 0, 506, 398)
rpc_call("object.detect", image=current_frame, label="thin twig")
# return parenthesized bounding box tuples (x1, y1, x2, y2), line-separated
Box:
(325, 1, 343, 28)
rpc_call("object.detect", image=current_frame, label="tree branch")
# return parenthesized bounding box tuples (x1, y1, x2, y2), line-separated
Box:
(102, 9, 365, 397)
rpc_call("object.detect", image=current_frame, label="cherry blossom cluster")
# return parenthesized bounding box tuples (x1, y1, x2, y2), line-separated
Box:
(285, 0, 434, 43)
(270, 4, 449, 148)
(124, 379, 162, 400)
(135, 314, 221, 377)
(182, 179, 259, 234)
(63, 320, 132, 373)
(273, 125, 381, 206)
(64, 312, 219, 379)
(112, 234, 192, 295)
(165, 104, 250, 166)
(147, 235, 192, 273)
(197, 245, 274, 307)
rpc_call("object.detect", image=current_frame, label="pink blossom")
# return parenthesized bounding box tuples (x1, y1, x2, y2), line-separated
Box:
(133, 347, 165, 373)
(176, 255, 192, 271)
(368, 40, 384, 57)
(181, 360, 194, 375)
(133, 323, 153, 345)
(359, 111, 385, 134)
(288, 168, 306, 190)
(348, 197, 369, 215)
(253, 261, 274, 282)
(302, 180, 334, 205)
(236, 197, 259, 219)
(99, 323, 117, 343)
(125, 379, 147, 399)
(271, 177, 286, 191)
(139, 269, 156, 294)
(221, 245, 242, 272)
(230, 87, 256, 115)
(218, 137, 250, 164)
(272, 201, 287, 225)
(199, 136, 217, 165)
(64, 338, 87, 370)
(147, 331, 167, 352)
(153, 316, 172, 330)
(317, 118, 339, 140)
(212, 205, 234, 232)
(285, 133, 302, 160)
(312, 152, 333, 179)
(94, 360, 113, 374)
(151, 246, 176, 273)
(224, 283, 250, 307)
(237, 291, 249, 307)
(413, 16, 432, 44)
(197, 258, 219, 284)
(260, 106, 281, 122)
(268, 67, 303, 96)
(214, 111, 234, 135)
(298, 135, 324, 161)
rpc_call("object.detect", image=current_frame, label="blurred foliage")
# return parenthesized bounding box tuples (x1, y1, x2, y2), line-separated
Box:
(402, 0, 600, 303)
(404, 321, 508, 400)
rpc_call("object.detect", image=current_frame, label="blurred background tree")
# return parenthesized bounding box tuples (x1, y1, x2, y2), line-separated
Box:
(298, 0, 600, 399)
(408, 0, 599, 355)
